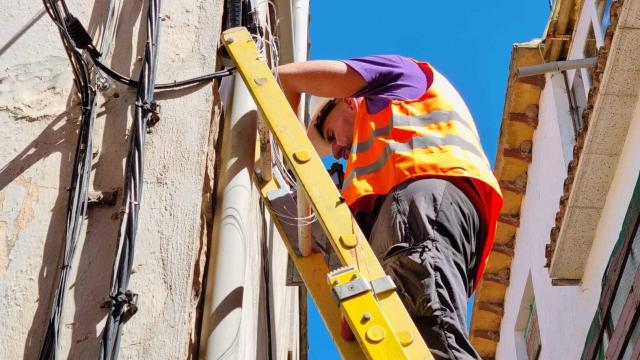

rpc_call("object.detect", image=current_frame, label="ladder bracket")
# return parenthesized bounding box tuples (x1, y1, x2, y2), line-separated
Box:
(330, 268, 398, 303)
(333, 276, 371, 302)
(370, 276, 397, 296)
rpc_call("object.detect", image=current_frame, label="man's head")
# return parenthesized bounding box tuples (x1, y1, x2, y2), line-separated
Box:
(307, 96, 358, 160)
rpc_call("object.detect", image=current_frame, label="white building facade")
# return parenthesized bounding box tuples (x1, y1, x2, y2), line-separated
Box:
(474, 0, 640, 359)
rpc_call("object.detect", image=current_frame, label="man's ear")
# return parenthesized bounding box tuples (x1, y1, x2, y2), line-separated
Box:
(344, 97, 358, 112)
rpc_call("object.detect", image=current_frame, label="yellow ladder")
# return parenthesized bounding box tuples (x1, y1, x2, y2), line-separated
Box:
(221, 27, 433, 360)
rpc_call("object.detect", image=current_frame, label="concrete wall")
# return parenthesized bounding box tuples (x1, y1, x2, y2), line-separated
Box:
(496, 1, 640, 358)
(0, 0, 227, 358)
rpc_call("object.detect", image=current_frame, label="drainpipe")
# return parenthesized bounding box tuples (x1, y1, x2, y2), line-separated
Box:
(517, 57, 597, 134)
(200, 2, 271, 358)
(292, 3, 311, 359)
(292, 0, 312, 257)
(199, 74, 258, 359)
(515, 57, 597, 77)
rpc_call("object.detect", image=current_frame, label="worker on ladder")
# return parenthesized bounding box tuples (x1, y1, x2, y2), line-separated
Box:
(278, 55, 503, 360)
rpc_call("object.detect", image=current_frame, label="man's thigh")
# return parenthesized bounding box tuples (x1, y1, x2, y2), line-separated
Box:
(368, 178, 482, 359)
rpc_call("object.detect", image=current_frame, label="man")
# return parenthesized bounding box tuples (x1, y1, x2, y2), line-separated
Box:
(278, 55, 502, 359)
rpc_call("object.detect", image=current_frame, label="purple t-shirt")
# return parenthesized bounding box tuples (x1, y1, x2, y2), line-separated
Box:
(342, 55, 429, 114)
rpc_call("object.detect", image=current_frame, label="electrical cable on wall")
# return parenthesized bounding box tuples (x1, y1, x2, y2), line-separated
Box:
(63, 14, 235, 90)
(40, 0, 234, 358)
(38, 0, 272, 357)
(38, 0, 99, 358)
(98, 0, 162, 358)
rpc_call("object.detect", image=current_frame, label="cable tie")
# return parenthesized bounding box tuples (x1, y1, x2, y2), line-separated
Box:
(134, 101, 149, 110)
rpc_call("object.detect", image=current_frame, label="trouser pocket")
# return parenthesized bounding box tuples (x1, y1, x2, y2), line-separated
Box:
(382, 243, 441, 317)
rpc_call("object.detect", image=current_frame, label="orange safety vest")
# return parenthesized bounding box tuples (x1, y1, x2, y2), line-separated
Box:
(342, 61, 503, 288)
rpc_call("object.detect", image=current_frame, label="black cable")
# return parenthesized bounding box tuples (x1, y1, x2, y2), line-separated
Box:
(99, 0, 162, 358)
(39, 0, 97, 358)
(37, 0, 234, 357)
(64, 15, 234, 90)
(91, 56, 235, 90)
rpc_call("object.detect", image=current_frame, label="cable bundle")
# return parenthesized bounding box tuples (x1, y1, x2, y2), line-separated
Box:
(38, 0, 237, 358)
(39, 0, 98, 358)
(98, 0, 162, 358)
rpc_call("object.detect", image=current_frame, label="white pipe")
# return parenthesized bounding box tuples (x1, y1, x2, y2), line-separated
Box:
(293, 0, 309, 64)
(516, 57, 597, 77)
(292, 0, 313, 256)
(201, 3, 273, 358)
(200, 74, 258, 359)
(273, 0, 294, 64)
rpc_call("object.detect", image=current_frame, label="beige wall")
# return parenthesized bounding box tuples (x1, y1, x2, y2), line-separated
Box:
(0, 0, 224, 358)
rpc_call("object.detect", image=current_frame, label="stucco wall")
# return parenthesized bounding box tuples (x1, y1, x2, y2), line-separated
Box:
(0, 0, 224, 358)
(496, 70, 585, 359)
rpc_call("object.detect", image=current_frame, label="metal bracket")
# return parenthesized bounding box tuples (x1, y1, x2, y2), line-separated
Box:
(370, 276, 397, 295)
(333, 276, 371, 302)
(330, 268, 397, 304)
(329, 266, 371, 304)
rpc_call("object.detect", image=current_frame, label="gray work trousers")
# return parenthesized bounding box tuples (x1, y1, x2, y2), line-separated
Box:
(363, 178, 484, 360)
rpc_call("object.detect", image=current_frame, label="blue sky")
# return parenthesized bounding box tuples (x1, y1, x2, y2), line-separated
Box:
(307, 1, 550, 358)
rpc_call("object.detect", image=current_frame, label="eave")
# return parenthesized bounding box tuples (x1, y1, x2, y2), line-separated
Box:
(469, 40, 545, 359)
(546, 0, 640, 281)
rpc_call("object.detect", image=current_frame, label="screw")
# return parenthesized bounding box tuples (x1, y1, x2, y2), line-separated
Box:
(254, 77, 268, 86)
(362, 313, 371, 322)
(227, 37, 235, 43)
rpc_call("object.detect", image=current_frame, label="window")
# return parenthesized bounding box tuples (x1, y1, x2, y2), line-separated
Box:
(584, 22, 598, 81)
(565, 22, 598, 137)
(515, 274, 541, 360)
(571, 69, 588, 131)
(525, 302, 542, 360)
(581, 176, 640, 359)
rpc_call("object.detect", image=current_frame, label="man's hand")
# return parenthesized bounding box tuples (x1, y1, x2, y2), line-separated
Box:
(277, 60, 367, 111)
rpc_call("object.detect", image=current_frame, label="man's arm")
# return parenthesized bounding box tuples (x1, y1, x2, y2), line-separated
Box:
(277, 60, 367, 112)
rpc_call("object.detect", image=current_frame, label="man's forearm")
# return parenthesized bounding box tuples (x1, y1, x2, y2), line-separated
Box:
(277, 60, 366, 111)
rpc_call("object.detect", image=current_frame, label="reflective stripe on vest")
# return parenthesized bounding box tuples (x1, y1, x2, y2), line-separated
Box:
(351, 110, 479, 155)
(345, 133, 488, 185)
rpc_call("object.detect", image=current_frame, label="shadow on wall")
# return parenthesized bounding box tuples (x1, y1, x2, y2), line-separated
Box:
(0, 0, 140, 357)
(1, 102, 77, 356)
(4, 1, 223, 357)
(65, 0, 144, 358)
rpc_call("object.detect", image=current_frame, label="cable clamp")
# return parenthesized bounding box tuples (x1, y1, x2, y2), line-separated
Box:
(136, 101, 161, 128)
(102, 290, 139, 323)
(96, 75, 111, 92)
(147, 101, 161, 128)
